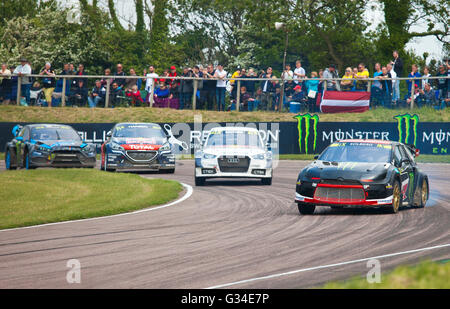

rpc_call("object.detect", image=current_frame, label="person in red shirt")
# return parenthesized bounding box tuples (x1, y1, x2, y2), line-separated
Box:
(168, 66, 178, 86)
(125, 85, 143, 106)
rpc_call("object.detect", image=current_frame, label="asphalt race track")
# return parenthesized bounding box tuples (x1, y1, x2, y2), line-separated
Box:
(0, 160, 449, 288)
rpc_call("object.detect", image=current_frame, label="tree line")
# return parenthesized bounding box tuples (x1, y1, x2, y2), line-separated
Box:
(0, 0, 448, 76)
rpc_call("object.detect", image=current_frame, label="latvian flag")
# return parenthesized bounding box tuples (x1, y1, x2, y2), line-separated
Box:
(320, 91, 370, 113)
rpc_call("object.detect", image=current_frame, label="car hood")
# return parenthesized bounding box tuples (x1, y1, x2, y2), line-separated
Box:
(202, 146, 266, 157)
(34, 140, 84, 148)
(302, 160, 391, 181)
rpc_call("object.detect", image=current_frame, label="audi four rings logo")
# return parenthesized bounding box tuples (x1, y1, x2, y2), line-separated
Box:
(228, 158, 240, 163)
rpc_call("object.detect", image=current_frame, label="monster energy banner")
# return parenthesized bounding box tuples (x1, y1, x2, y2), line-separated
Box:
(289, 114, 449, 155)
(0, 114, 449, 155)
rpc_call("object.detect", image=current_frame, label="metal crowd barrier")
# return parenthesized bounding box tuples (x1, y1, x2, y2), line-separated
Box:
(4, 73, 449, 110)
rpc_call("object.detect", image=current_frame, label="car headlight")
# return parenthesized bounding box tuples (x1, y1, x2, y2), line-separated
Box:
(36, 145, 51, 152)
(111, 142, 124, 151)
(203, 153, 217, 159)
(252, 153, 265, 160)
(82, 144, 96, 153)
(159, 143, 171, 152)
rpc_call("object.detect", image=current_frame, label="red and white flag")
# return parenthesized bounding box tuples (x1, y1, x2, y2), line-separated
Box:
(320, 91, 370, 113)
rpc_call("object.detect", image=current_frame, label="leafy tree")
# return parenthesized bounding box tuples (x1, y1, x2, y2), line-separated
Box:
(225, 0, 376, 73)
(376, 0, 449, 57)
(0, 0, 40, 26)
(0, 7, 108, 74)
(173, 0, 257, 66)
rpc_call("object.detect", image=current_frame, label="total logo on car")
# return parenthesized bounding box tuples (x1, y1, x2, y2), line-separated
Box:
(194, 126, 273, 186)
(101, 122, 175, 173)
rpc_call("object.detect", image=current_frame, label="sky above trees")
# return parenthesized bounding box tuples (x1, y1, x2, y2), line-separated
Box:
(62, 0, 446, 59)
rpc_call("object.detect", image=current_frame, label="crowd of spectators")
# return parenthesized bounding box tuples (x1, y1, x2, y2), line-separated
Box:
(0, 51, 449, 112)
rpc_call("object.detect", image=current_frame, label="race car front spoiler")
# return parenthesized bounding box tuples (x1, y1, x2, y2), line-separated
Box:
(30, 151, 96, 167)
(106, 150, 175, 171)
(295, 191, 394, 207)
(195, 167, 272, 179)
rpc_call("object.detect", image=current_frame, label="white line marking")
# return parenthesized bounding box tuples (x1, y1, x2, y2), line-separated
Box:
(0, 183, 193, 232)
(206, 243, 450, 289)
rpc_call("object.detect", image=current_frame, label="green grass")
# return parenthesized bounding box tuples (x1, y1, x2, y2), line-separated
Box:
(279, 154, 316, 160)
(0, 106, 448, 123)
(323, 260, 450, 289)
(416, 155, 450, 163)
(0, 169, 183, 229)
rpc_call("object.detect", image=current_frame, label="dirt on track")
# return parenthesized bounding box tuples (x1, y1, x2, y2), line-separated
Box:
(0, 160, 449, 288)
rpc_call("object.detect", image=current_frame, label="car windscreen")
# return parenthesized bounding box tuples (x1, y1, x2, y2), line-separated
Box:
(206, 130, 263, 148)
(31, 126, 81, 141)
(319, 142, 392, 163)
(113, 124, 166, 143)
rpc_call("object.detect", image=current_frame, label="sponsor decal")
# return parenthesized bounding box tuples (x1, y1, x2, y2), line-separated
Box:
(376, 198, 393, 205)
(121, 144, 161, 151)
(164, 124, 189, 151)
(401, 180, 409, 200)
(294, 113, 319, 154)
(408, 172, 415, 201)
(394, 114, 419, 146)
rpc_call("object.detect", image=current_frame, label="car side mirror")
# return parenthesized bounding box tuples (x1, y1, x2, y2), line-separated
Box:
(106, 131, 112, 138)
(401, 158, 410, 166)
(314, 155, 319, 159)
(12, 125, 22, 137)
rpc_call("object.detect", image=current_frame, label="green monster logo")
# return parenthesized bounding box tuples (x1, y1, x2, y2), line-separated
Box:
(294, 113, 319, 154)
(409, 172, 415, 201)
(393, 114, 419, 146)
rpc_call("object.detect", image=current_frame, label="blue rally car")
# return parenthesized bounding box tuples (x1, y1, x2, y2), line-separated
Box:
(4, 124, 97, 169)
(101, 122, 176, 173)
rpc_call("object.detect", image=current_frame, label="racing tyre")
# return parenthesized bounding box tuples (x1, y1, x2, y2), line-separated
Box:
(261, 177, 272, 185)
(297, 203, 315, 215)
(5, 149, 16, 170)
(387, 180, 401, 214)
(195, 176, 205, 186)
(163, 168, 175, 174)
(418, 178, 428, 208)
(24, 151, 35, 170)
(103, 155, 115, 172)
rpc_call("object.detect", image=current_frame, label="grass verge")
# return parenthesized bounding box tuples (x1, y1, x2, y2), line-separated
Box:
(0, 106, 448, 123)
(323, 260, 450, 289)
(0, 169, 182, 229)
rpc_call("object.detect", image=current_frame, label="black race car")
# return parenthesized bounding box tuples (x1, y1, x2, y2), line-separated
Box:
(295, 139, 429, 214)
(4, 124, 96, 169)
(100, 123, 175, 173)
